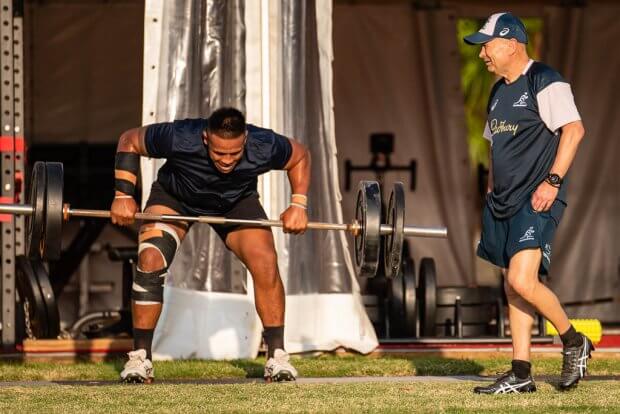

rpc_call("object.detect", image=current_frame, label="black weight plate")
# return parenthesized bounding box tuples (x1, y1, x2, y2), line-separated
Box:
(384, 182, 405, 279)
(16, 255, 48, 338)
(42, 162, 64, 261)
(402, 256, 417, 337)
(389, 272, 405, 337)
(417, 257, 437, 337)
(436, 286, 500, 306)
(435, 304, 495, 325)
(354, 181, 381, 277)
(26, 162, 46, 259)
(31, 258, 60, 338)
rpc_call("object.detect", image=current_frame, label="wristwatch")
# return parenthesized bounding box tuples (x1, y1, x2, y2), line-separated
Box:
(545, 173, 563, 188)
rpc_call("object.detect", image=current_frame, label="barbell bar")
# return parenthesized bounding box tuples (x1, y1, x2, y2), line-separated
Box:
(3, 199, 447, 237)
(8, 162, 448, 278)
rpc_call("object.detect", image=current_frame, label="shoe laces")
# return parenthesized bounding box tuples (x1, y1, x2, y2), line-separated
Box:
(272, 349, 290, 364)
(495, 370, 514, 380)
(125, 350, 147, 368)
(561, 349, 578, 376)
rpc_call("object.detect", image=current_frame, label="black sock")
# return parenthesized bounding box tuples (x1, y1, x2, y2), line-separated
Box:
(263, 326, 285, 358)
(133, 328, 154, 360)
(560, 325, 583, 348)
(511, 359, 531, 379)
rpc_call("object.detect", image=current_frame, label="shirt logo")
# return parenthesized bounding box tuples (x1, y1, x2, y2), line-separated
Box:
(543, 243, 552, 263)
(491, 99, 499, 111)
(490, 118, 519, 136)
(519, 226, 536, 243)
(513, 92, 529, 107)
(499, 28, 510, 36)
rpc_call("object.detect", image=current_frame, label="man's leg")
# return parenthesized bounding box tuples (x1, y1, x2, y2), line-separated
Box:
(475, 249, 570, 394)
(122, 204, 187, 383)
(503, 269, 535, 378)
(506, 249, 571, 338)
(506, 248, 594, 389)
(225, 227, 285, 346)
(225, 227, 297, 381)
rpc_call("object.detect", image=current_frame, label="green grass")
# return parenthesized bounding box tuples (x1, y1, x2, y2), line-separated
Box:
(1, 356, 619, 412)
(0, 381, 619, 413)
(1, 355, 619, 381)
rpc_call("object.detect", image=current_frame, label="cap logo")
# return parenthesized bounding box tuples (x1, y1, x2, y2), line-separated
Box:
(499, 28, 510, 36)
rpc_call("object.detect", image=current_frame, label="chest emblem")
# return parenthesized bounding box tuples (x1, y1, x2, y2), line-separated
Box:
(513, 92, 529, 107)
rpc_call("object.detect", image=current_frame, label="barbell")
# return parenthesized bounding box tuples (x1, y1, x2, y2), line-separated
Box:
(4, 161, 448, 278)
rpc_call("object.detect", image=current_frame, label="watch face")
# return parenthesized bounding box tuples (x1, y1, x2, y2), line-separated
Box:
(548, 174, 561, 184)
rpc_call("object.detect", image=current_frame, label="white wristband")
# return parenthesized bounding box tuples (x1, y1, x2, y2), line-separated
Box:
(290, 202, 307, 210)
(115, 195, 133, 199)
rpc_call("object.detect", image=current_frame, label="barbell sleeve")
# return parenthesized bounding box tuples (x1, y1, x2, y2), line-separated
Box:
(0, 204, 34, 215)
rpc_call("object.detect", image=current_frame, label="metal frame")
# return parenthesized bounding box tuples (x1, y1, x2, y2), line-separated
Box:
(1, 0, 24, 349)
(14, 3, 25, 258)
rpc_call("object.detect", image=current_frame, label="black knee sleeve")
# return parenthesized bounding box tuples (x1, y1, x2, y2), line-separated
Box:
(132, 267, 167, 304)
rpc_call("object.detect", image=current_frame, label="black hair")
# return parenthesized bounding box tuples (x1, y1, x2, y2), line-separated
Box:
(207, 107, 246, 138)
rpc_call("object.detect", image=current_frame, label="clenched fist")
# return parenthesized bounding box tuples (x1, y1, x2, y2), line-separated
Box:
(111, 196, 138, 226)
(280, 205, 308, 234)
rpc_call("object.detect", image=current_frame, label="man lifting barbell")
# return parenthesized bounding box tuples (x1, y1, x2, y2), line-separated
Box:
(112, 107, 310, 383)
(4, 116, 447, 381)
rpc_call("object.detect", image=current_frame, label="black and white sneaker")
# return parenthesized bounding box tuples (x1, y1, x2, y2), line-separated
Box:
(474, 371, 537, 394)
(559, 333, 594, 390)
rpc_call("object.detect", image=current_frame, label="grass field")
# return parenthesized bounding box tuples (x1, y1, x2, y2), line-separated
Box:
(1, 355, 619, 413)
(1, 354, 619, 381)
(1, 381, 619, 413)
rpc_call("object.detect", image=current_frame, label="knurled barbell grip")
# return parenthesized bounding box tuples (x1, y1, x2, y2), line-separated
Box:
(67, 208, 359, 232)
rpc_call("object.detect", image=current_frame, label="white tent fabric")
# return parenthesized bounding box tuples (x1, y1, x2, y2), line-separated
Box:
(333, 4, 476, 286)
(143, 0, 377, 360)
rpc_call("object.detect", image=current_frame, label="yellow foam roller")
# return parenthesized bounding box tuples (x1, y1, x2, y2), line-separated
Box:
(546, 319, 602, 344)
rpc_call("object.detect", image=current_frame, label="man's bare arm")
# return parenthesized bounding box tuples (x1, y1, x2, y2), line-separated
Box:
(117, 126, 149, 156)
(548, 120, 585, 178)
(531, 120, 585, 212)
(283, 138, 311, 197)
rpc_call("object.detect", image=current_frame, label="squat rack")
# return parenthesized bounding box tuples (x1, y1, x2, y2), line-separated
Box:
(0, 0, 25, 350)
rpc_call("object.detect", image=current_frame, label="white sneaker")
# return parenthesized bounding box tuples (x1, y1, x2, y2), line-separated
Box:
(264, 349, 298, 382)
(120, 349, 154, 383)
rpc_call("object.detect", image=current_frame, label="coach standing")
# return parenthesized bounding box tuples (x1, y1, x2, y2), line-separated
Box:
(464, 12, 591, 394)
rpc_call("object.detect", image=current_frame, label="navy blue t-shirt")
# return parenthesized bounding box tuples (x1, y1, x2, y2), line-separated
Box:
(144, 118, 292, 215)
(484, 61, 581, 218)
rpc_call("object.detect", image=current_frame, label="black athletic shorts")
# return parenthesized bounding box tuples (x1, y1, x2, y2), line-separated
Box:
(477, 198, 566, 275)
(145, 181, 269, 242)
